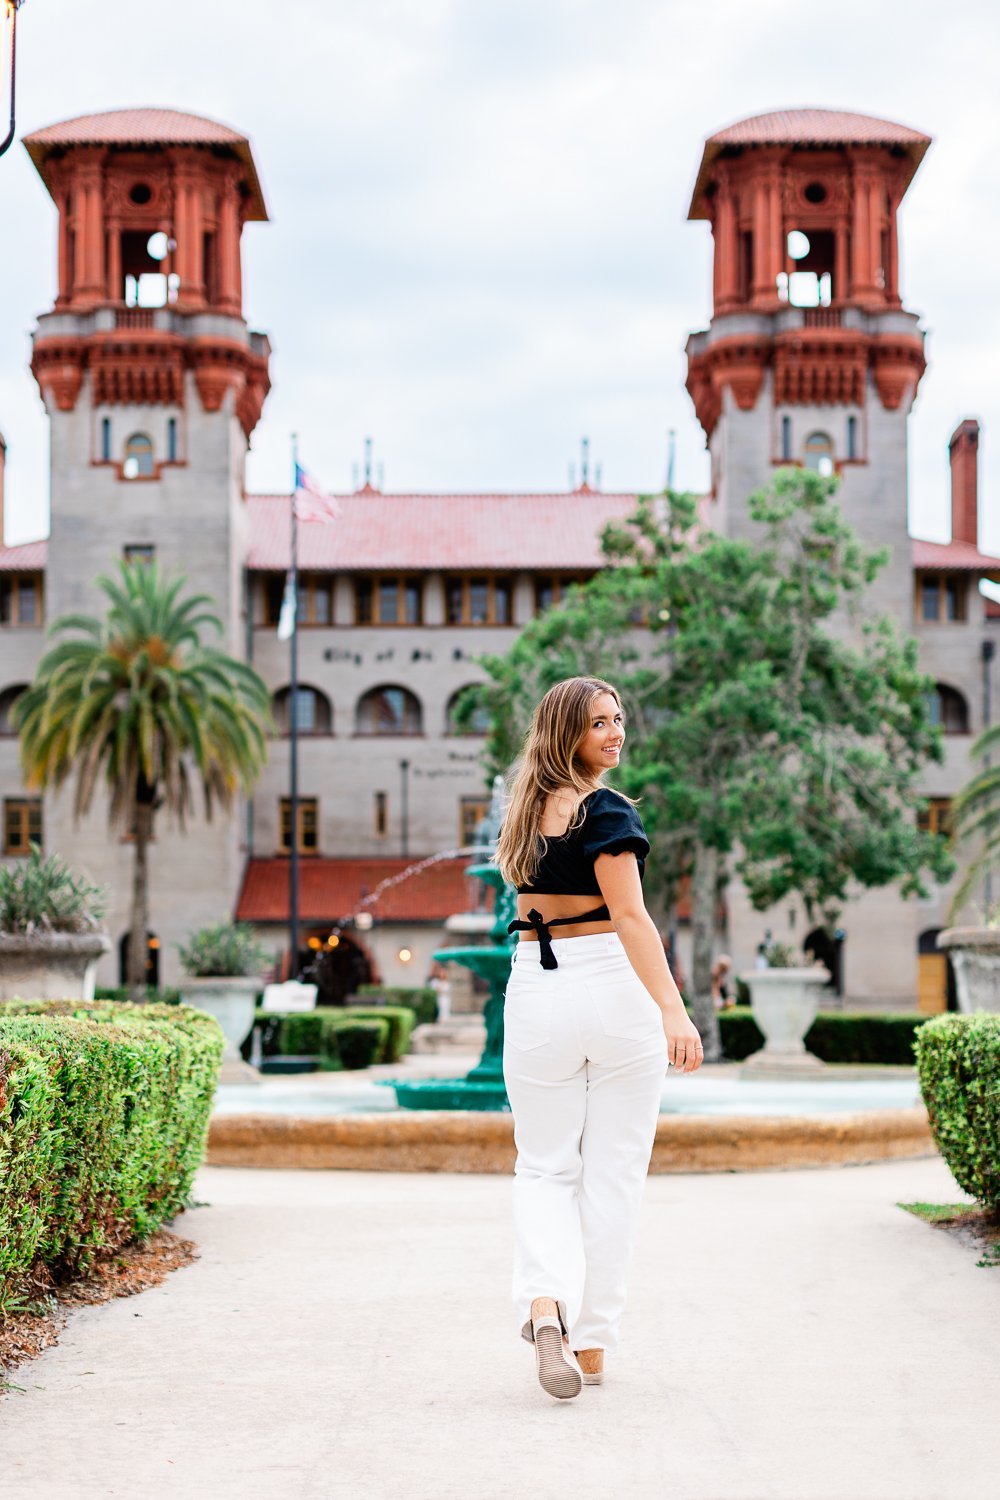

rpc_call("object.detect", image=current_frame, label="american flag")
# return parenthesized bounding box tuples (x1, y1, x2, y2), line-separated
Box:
(294, 462, 343, 522)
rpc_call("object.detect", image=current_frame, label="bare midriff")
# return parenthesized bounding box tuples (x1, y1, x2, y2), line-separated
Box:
(513, 892, 615, 942)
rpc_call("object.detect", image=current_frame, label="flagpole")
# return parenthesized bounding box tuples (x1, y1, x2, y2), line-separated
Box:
(289, 432, 300, 979)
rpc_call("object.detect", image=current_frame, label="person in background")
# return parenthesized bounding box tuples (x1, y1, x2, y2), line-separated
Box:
(427, 963, 452, 1024)
(711, 953, 734, 1010)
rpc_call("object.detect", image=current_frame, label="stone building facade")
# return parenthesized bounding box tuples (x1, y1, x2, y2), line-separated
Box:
(1, 106, 997, 1009)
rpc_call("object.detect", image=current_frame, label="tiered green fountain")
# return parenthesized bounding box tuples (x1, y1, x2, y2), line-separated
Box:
(381, 780, 514, 1111)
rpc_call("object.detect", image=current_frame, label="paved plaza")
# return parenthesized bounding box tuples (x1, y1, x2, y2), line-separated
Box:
(3, 1155, 998, 1500)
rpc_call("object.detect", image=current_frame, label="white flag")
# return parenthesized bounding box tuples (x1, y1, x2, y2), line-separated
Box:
(277, 573, 297, 641)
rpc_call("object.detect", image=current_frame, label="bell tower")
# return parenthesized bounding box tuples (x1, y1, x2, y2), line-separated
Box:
(20, 108, 273, 985)
(685, 108, 931, 622)
(24, 107, 271, 646)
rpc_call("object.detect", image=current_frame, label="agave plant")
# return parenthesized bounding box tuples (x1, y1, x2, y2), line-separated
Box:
(948, 722, 1000, 923)
(177, 921, 271, 979)
(13, 560, 272, 995)
(0, 843, 107, 936)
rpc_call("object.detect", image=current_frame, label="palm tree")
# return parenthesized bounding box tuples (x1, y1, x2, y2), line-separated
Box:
(14, 560, 272, 996)
(948, 721, 1000, 921)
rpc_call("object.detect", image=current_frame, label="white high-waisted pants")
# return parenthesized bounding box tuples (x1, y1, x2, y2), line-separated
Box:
(502, 930, 669, 1353)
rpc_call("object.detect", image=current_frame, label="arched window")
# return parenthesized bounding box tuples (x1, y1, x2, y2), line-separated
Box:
(272, 685, 333, 736)
(123, 433, 154, 479)
(804, 432, 834, 476)
(926, 684, 969, 735)
(0, 683, 28, 736)
(356, 685, 423, 736)
(446, 686, 490, 736)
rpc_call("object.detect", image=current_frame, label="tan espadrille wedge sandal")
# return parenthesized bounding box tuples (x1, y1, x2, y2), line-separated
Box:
(573, 1349, 605, 1385)
(526, 1299, 583, 1400)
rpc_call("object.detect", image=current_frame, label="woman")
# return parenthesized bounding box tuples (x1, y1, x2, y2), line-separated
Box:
(495, 676, 703, 1401)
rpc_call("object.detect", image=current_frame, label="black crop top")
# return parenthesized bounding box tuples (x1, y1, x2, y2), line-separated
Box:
(515, 786, 650, 896)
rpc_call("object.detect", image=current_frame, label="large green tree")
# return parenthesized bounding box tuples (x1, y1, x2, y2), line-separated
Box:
(460, 469, 953, 1059)
(14, 560, 271, 997)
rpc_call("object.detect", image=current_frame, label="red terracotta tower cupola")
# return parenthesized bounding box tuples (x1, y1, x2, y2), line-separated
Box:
(24, 107, 270, 439)
(685, 108, 930, 439)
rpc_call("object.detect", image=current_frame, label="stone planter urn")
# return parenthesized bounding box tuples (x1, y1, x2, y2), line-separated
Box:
(180, 975, 264, 1067)
(0, 932, 112, 1002)
(936, 928, 1000, 1013)
(740, 967, 831, 1073)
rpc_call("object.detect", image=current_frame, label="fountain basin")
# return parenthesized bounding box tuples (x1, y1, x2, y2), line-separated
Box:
(207, 1093, 934, 1173)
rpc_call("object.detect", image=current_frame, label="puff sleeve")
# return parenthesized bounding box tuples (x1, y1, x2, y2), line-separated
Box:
(580, 788, 650, 865)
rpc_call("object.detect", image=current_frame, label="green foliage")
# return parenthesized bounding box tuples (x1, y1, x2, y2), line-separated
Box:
(13, 558, 272, 829)
(915, 1013, 1000, 1210)
(0, 999, 222, 1309)
(948, 723, 1000, 920)
(331, 1020, 390, 1071)
(0, 843, 107, 936)
(177, 921, 271, 978)
(336, 1006, 415, 1061)
(94, 985, 181, 1005)
(357, 983, 438, 1026)
(254, 1007, 400, 1068)
(719, 1006, 929, 1065)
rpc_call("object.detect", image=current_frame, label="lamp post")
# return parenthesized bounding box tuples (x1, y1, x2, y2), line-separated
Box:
(0, 1, 26, 161)
(399, 758, 410, 859)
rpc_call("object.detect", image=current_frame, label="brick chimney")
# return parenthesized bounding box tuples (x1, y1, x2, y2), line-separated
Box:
(949, 418, 980, 546)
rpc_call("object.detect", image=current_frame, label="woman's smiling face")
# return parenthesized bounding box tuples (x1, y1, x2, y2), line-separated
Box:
(577, 691, 625, 780)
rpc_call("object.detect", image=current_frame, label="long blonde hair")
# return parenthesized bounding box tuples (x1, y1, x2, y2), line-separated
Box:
(495, 677, 633, 888)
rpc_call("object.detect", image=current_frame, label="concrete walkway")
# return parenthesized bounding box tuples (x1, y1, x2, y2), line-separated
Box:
(3, 1156, 998, 1500)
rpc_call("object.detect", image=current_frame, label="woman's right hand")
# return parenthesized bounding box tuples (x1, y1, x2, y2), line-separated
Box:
(662, 1007, 705, 1072)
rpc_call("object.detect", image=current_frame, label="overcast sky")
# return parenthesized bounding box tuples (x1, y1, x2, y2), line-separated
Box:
(1, 0, 997, 557)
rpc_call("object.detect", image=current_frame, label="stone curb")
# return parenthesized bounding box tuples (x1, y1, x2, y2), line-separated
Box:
(207, 1105, 935, 1173)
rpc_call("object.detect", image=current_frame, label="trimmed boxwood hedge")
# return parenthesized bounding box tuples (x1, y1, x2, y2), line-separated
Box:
(253, 1004, 413, 1068)
(915, 1013, 1000, 1211)
(0, 999, 223, 1309)
(357, 984, 438, 1026)
(718, 1007, 928, 1065)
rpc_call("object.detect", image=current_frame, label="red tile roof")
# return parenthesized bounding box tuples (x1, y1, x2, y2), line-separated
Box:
(912, 538, 1000, 571)
(24, 108, 267, 220)
(708, 108, 930, 149)
(246, 489, 646, 571)
(235, 856, 496, 924)
(0, 539, 47, 571)
(689, 108, 931, 219)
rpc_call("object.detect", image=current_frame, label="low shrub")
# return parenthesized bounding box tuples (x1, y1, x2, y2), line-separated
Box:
(718, 1007, 928, 1065)
(0, 999, 223, 1308)
(915, 1013, 1000, 1211)
(94, 985, 181, 1006)
(337, 1006, 415, 1062)
(357, 984, 438, 1026)
(329, 1019, 389, 1071)
(253, 1008, 394, 1070)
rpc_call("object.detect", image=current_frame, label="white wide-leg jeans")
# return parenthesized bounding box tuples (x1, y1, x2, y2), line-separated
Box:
(502, 931, 669, 1353)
